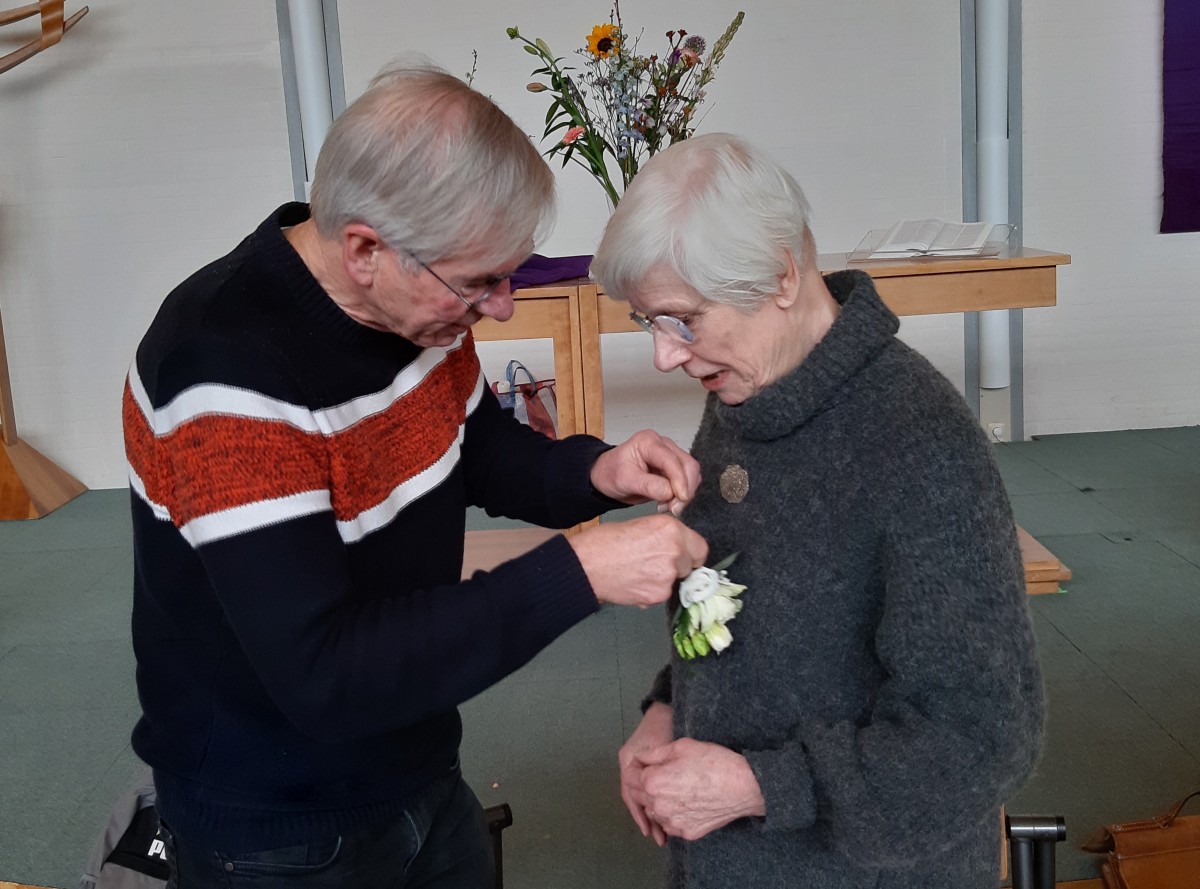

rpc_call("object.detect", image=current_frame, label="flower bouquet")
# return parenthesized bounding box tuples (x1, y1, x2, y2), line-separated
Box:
(507, 4, 745, 206)
(673, 553, 745, 660)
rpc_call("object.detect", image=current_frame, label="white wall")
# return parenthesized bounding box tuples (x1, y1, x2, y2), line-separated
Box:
(0, 2, 294, 488)
(0, 1, 1193, 488)
(1021, 2, 1200, 436)
(340, 0, 967, 448)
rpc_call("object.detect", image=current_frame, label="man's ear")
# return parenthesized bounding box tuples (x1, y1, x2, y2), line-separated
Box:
(342, 223, 387, 286)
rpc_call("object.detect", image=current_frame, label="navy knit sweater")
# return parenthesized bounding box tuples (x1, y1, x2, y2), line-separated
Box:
(647, 271, 1045, 889)
(124, 204, 610, 852)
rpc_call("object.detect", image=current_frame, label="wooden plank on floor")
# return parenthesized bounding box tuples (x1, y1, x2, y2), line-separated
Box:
(1018, 525, 1072, 593)
(463, 526, 1075, 596)
(462, 527, 558, 579)
(1027, 579, 1066, 595)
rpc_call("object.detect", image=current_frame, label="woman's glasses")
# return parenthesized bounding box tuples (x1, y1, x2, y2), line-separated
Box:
(628, 310, 696, 345)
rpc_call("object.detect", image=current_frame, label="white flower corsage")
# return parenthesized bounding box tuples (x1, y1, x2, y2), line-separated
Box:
(672, 553, 746, 660)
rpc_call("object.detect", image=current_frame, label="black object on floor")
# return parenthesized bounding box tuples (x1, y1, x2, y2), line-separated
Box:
(485, 803, 514, 889)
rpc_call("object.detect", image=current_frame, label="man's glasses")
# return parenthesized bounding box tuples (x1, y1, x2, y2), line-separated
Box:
(629, 310, 696, 344)
(411, 255, 507, 310)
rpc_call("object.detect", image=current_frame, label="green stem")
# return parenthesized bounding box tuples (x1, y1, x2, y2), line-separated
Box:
(513, 34, 622, 206)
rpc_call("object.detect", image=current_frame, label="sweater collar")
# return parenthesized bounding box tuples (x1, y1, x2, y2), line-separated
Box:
(255, 203, 396, 348)
(714, 270, 899, 442)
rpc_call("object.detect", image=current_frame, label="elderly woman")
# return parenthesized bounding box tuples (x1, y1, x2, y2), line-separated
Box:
(590, 133, 1045, 889)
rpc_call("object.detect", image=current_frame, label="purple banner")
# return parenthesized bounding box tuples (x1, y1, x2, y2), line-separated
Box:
(1162, 0, 1200, 233)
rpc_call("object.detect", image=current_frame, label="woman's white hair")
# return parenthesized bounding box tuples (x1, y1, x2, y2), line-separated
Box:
(591, 133, 813, 309)
(309, 61, 554, 268)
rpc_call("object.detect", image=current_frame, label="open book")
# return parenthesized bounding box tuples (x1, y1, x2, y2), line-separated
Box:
(867, 219, 993, 258)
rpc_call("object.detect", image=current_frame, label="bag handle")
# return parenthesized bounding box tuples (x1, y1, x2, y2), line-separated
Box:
(505, 359, 538, 389)
(1160, 790, 1200, 827)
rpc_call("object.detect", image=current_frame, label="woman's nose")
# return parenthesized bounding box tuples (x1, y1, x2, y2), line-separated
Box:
(652, 332, 691, 373)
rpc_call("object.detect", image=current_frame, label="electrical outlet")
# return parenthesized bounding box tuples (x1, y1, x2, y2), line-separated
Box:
(988, 422, 1007, 442)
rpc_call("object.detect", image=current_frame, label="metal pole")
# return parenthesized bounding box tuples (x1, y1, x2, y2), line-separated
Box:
(976, 0, 1010, 390)
(286, 0, 335, 189)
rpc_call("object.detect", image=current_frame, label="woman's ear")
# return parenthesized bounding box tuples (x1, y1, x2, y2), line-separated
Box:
(773, 250, 803, 309)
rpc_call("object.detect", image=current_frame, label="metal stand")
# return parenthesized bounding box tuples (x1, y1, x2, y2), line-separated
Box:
(485, 803, 513, 889)
(1007, 813, 1067, 889)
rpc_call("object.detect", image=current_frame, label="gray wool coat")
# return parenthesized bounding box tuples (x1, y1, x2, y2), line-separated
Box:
(645, 270, 1045, 889)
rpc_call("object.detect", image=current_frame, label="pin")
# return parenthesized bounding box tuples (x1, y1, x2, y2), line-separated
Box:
(719, 464, 749, 503)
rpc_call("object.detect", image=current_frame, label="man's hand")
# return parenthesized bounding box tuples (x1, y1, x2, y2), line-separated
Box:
(636, 738, 766, 842)
(567, 515, 707, 607)
(619, 703, 674, 846)
(591, 430, 701, 516)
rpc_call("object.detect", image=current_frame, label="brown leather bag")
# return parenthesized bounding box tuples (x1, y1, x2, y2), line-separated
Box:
(1081, 791, 1200, 888)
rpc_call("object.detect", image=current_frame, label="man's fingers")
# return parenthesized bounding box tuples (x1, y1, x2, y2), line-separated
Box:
(677, 527, 709, 575)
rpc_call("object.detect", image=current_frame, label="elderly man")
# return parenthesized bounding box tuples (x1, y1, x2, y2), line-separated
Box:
(123, 64, 706, 889)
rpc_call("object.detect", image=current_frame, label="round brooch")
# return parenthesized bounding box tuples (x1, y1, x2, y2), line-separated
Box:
(719, 464, 750, 504)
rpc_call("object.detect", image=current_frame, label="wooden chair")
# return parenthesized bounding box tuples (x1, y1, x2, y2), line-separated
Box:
(0, 0, 88, 75)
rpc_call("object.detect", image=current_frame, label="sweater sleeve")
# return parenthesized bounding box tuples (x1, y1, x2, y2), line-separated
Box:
(745, 431, 1045, 865)
(198, 520, 599, 742)
(460, 384, 624, 528)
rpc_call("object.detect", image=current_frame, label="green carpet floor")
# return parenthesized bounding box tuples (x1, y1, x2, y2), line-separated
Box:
(1, 427, 1198, 888)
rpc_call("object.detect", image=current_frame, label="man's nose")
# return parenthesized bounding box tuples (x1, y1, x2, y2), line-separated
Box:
(473, 280, 515, 323)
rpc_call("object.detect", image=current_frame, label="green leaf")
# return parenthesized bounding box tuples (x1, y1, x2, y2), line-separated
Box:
(524, 45, 540, 55)
(710, 551, 740, 572)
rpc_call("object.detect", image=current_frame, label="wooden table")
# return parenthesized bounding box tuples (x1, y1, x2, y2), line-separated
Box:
(475, 252, 1073, 573)
(477, 248, 1069, 440)
(473, 282, 587, 438)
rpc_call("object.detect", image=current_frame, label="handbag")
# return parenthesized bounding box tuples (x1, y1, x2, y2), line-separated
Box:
(491, 360, 557, 440)
(77, 768, 167, 889)
(1081, 790, 1200, 889)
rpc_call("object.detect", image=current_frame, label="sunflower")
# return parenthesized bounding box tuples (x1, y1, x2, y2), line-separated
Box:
(586, 23, 620, 58)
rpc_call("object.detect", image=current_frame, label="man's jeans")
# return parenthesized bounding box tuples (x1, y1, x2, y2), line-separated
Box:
(161, 770, 493, 889)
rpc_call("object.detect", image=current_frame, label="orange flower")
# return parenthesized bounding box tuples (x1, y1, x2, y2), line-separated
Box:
(562, 126, 586, 144)
(586, 23, 619, 58)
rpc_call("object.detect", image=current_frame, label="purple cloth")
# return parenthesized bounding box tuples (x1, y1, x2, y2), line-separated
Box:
(511, 254, 594, 290)
(1162, 0, 1200, 233)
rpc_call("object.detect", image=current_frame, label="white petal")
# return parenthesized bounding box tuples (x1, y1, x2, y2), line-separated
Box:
(705, 623, 733, 652)
(679, 566, 720, 607)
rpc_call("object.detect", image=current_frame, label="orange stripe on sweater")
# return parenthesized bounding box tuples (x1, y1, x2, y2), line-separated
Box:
(327, 344, 477, 520)
(124, 338, 481, 529)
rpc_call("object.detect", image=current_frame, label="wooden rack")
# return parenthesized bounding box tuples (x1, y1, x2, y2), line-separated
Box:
(0, 311, 86, 519)
(1, 2, 90, 517)
(1, 1, 88, 74)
